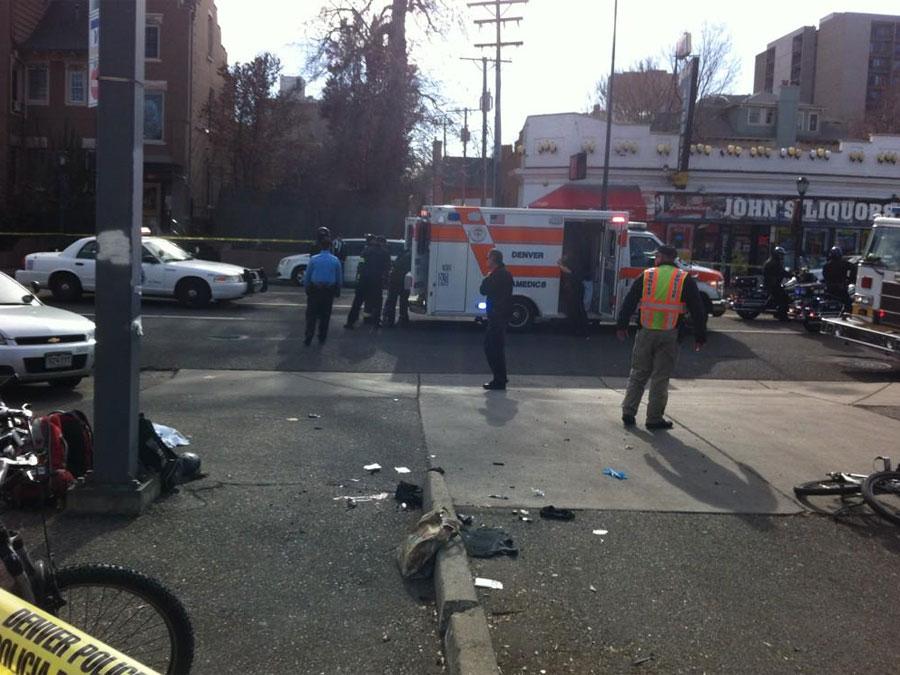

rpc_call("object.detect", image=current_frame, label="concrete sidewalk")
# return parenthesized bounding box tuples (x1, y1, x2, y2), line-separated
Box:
(419, 376, 900, 514)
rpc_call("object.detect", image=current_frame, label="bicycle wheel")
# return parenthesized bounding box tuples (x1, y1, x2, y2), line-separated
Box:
(862, 471, 900, 526)
(794, 478, 861, 497)
(52, 564, 194, 675)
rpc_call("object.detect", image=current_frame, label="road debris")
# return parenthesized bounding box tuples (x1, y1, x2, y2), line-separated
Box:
(632, 655, 654, 666)
(539, 505, 575, 521)
(397, 508, 462, 579)
(307, 413, 321, 419)
(474, 577, 503, 590)
(395, 481, 423, 509)
(457, 512, 475, 526)
(394, 466, 411, 474)
(592, 529, 609, 536)
(461, 527, 518, 558)
(493, 462, 505, 466)
(531, 488, 546, 498)
(285, 417, 299, 422)
(603, 467, 628, 480)
(589, 585, 597, 593)
(333, 492, 389, 503)
(364, 463, 382, 473)
(489, 494, 510, 500)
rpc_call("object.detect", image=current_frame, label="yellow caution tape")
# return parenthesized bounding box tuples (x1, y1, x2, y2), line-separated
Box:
(0, 231, 314, 245)
(0, 588, 159, 675)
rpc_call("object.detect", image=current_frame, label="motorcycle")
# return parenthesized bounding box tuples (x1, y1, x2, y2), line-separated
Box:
(786, 281, 848, 333)
(729, 275, 798, 320)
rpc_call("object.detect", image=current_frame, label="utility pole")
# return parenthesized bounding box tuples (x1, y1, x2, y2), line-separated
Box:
(71, 0, 149, 514)
(461, 56, 509, 206)
(442, 107, 477, 205)
(600, 0, 618, 210)
(469, 0, 526, 206)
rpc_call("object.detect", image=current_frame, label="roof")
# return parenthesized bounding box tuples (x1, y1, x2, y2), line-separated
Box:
(24, 0, 88, 53)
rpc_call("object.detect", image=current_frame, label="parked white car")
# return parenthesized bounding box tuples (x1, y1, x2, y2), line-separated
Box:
(0, 272, 95, 388)
(16, 236, 267, 307)
(276, 238, 405, 286)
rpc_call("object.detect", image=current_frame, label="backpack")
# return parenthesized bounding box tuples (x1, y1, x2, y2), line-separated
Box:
(2, 410, 93, 507)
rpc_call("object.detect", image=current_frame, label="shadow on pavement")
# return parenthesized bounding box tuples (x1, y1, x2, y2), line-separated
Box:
(637, 427, 781, 528)
(477, 390, 520, 427)
(793, 493, 900, 554)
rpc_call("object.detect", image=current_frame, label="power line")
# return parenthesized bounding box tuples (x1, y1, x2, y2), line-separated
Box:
(461, 56, 509, 206)
(468, 0, 526, 206)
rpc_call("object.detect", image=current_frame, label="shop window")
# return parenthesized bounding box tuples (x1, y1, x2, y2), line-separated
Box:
(143, 91, 164, 141)
(26, 64, 48, 104)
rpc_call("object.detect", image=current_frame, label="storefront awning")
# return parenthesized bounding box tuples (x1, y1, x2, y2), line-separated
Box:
(529, 184, 647, 220)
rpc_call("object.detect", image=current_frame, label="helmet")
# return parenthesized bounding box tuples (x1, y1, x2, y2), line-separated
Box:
(828, 246, 843, 259)
(175, 452, 202, 482)
(774, 246, 786, 256)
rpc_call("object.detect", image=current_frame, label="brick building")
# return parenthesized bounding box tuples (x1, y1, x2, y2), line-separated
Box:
(0, 0, 228, 232)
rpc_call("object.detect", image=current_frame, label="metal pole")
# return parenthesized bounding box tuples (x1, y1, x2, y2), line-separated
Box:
(481, 57, 488, 206)
(92, 0, 144, 488)
(462, 108, 468, 204)
(795, 196, 804, 274)
(600, 0, 618, 210)
(493, 0, 502, 206)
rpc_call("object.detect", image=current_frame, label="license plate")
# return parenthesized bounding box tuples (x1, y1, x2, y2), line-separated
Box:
(44, 352, 73, 370)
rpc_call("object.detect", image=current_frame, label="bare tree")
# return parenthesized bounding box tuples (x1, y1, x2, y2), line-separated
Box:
(851, 83, 900, 136)
(593, 22, 740, 122)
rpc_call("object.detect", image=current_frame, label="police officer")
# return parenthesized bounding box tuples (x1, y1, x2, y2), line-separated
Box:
(763, 245, 791, 321)
(822, 246, 853, 309)
(303, 228, 342, 346)
(480, 249, 514, 390)
(345, 234, 378, 329)
(383, 246, 411, 327)
(616, 245, 706, 430)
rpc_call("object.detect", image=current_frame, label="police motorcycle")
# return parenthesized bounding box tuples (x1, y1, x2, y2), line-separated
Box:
(785, 271, 847, 333)
(729, 274, 798, 320)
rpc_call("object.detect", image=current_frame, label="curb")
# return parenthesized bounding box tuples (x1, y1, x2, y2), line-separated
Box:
(425, 470, 499, 675)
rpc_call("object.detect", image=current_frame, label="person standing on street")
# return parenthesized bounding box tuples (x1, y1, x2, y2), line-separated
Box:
(616, 245, 706, 430)
(345, 234, 382, 329)
(763, 245, 791, 321)
(822, 246, 853, 310)
(383, 246, 411, 327)
(303, 229, 342, 346)
(480, 249, 514, 390)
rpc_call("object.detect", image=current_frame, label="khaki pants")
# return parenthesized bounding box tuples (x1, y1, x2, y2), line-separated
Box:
(622, 328, 679, 424)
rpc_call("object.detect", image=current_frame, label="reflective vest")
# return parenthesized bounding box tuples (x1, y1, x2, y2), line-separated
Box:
(639, 265, 688, 330)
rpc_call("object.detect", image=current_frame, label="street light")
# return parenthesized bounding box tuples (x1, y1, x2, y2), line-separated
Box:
(794, 176, 809, 273)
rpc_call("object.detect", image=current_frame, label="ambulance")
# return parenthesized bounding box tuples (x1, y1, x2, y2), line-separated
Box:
(406, 206, 726, 329)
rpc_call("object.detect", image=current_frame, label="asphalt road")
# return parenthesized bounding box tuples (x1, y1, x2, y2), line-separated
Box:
(45, 285, 900, 382)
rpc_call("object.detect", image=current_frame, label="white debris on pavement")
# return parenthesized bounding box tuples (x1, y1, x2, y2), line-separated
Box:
(363, 463, 382, 472)
(332, 492, 389, 503)
(394, 467, 411, 474)
(592, 529, 609, 536)
(474, 577, 504, 590)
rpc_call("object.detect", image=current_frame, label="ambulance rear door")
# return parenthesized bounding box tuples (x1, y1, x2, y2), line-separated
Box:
(429, 221, 469, 313)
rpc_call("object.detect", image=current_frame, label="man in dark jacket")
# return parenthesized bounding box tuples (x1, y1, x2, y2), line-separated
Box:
(479, 249, 514, 390)
(383, 247, 411, 327)
(822, 246, 853, 309)
(616, 245, 706, 430)
(346, 235, 391, 329)
(762, 245, 791, 321)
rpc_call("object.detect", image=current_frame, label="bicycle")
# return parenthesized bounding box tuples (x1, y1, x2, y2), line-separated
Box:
(0, 398, 195, 674)
(794, 455, 900, 527)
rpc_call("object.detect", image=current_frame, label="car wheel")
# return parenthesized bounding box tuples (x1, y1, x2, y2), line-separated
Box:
(292, 266, 307, 286)
(50, 377, 82, 389)
(49, 273, 83, 302)
(175, 278, 212, 308)
(508, 297, 537, 331)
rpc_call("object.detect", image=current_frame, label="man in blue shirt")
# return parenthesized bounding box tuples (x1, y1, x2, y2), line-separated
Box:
(303, 228, 343, 346)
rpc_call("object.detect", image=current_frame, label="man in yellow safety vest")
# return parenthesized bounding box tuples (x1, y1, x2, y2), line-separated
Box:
(616, 245, 707, 430)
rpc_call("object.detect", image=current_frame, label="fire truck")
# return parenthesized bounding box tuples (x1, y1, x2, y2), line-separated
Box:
(821, 215, 900, 356)
(406, 206, 725, 329)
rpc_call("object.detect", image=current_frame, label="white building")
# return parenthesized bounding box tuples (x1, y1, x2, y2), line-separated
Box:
(515, 112, 900, 275)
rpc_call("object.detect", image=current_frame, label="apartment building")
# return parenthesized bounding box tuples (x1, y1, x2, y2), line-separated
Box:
(754, 13, 900, 129)
(1, 0, 228, 231)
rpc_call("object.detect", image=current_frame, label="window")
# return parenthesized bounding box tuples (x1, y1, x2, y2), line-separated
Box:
(764, 108, 775, 125)
(747, 107, 761, 125)
(207, 15, 214, 58)
(66, 65, 86, 105)
(630, 236, 658, 268)
(145, 24, 160, 60)
(26, 64, 48, 104)
(343, 241, 365, 257)
(748, 107, 773, 126)
(871, 23, 893, 41)
(144, 91, 164, 141)
(796, 111, 805, 130)
(77, 241, 99, 260)
(807, 112, 819, 132)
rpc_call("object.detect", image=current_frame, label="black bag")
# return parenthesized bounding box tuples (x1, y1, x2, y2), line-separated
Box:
(138, 414, 179, 490)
